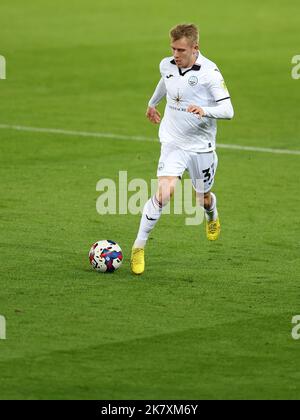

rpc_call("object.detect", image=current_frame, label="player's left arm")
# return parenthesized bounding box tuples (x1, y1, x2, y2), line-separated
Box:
(188, 69, 234, 119)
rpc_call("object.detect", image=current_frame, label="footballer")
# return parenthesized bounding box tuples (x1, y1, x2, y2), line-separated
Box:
(131, 23, 234, 275)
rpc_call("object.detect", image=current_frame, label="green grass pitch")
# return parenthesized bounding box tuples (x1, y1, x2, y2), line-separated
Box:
(0, 0, 300, 400)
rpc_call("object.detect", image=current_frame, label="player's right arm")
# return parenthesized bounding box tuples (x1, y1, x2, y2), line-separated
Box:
(146, 75, 167, 124)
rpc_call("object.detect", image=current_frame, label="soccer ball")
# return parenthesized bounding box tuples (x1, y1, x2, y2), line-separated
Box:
(89, 240, 123, 273)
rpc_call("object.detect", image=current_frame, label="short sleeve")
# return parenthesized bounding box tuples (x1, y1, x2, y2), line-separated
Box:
(207, 68, 231, 103)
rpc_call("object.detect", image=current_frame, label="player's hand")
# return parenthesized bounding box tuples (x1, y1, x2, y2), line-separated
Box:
(187, 105, 205, 118)
(146, 107, 161, 124)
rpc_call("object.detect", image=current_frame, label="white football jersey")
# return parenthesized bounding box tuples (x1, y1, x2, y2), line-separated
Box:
(152, 52, 232, 153)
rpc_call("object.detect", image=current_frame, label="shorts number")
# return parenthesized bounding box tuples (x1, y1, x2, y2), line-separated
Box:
(202, 168, 211, 183)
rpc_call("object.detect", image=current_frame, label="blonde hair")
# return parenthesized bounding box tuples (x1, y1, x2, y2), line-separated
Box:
(170, 23, 199, 44)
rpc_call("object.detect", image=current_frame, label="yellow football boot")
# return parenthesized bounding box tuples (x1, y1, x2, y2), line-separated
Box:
(206, 217, 221, 241)
(130, 247, 145, 275)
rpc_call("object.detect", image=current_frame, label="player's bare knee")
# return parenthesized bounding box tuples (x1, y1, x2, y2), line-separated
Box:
(157, 177, 177, 206)
(203, 192, 212, 209)
(157, 188, 173, 206)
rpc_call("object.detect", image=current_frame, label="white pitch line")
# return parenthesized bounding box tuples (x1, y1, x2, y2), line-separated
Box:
(0, 123, 300, 156)
(216, 143, 300, 155)
(0, 123, 154, 142)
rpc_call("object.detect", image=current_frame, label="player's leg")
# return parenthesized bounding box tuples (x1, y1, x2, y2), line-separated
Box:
(134, 175, 178, 249)
(131, 143, 186, 275)
(188, 151, 221, 240)
(131, 176, 179, 275)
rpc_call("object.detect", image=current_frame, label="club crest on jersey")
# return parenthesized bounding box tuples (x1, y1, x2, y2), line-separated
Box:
(188, 76, 198, 86)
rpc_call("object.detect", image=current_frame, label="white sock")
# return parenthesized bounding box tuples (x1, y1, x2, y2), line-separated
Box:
(134, 195, 163, 248)
(205, 192, 218, 222)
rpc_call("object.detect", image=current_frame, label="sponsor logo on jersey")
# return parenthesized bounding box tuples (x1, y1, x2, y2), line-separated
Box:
(172, 91, 184, 105)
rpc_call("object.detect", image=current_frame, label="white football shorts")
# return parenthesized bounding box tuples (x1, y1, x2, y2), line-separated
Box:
(157, 142, 218, 193)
